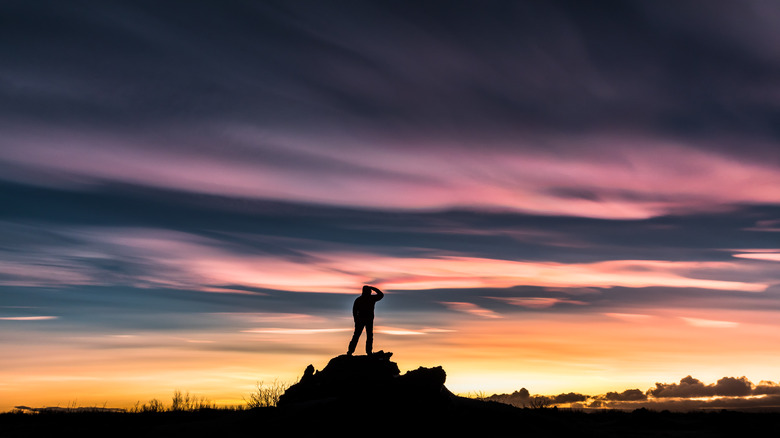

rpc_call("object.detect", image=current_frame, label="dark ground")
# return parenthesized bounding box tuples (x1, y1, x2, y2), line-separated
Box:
(2, 403, 779, 438)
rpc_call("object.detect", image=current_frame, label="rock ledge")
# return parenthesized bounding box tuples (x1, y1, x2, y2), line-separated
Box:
(278, 351, 454, 408)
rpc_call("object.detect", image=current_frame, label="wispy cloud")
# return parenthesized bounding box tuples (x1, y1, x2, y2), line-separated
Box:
(6, 129, 780, 219)
(733, 251, 780, 262)
(241, 328, 350, 335)
(376, 327, 454, 336)
(490, 297, 588, 309)
(0, 316, 58, 321)
(680, 317, 740, 328)
(3, 225, 768, 294)
(603, 313, 654, 323)
(441, 302, 502, 319)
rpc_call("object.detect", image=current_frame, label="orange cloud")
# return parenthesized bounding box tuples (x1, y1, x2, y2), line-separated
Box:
(603, 313, 654, 323)
(680, 317, 740, 328)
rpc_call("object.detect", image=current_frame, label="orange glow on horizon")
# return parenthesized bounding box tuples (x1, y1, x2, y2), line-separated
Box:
(4, 306, 780, 412)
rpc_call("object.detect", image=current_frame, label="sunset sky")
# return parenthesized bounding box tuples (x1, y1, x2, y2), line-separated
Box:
(3, 0, 780, 411)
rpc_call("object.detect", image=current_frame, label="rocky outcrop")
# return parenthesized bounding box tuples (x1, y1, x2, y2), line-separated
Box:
(277, 351, 455, 409)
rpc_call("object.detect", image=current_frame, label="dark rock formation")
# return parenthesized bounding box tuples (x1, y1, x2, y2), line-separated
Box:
(278, 351, 456, 409)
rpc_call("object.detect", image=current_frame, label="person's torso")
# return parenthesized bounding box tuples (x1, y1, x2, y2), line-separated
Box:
(353, 296, 376, 320)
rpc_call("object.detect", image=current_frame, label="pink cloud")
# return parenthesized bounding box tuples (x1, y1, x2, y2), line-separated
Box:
(365, 256, 767, 292)
(732, 251, 780, 262)
(0, 316, 58, 321)
(8, 227, 769, 294)
(6, 128, 780, 219)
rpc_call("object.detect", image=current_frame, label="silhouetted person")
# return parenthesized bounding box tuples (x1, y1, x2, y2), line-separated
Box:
(346, 285, 384, 356)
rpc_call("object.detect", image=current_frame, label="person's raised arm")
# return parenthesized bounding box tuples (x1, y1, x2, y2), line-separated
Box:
(369, 285, 384, 301)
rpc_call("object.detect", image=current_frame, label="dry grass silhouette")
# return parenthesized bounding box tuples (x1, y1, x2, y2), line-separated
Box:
(129, 391, 214, 413)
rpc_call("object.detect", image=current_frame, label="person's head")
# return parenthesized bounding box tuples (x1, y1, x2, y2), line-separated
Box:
(362, 285, 371, 296)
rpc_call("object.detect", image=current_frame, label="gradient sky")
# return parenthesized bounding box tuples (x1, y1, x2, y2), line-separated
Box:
(3, 0, 780, 411)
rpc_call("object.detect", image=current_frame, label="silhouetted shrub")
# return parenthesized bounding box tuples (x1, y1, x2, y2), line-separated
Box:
(244, 380, 290, 408)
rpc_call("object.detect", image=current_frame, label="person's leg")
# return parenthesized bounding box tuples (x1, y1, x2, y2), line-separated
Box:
(365, 320, 373, 355)
(347, 322, 364, 355)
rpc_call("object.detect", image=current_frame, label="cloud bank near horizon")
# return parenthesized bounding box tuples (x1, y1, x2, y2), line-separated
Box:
(488, 375, 780, 411)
